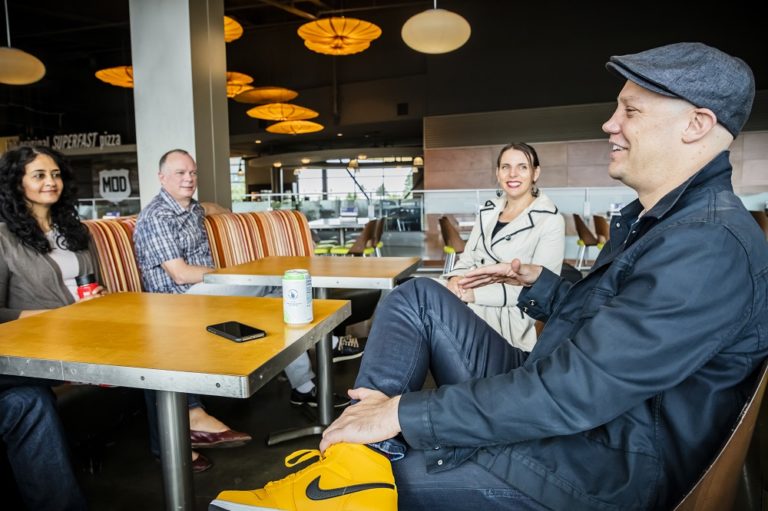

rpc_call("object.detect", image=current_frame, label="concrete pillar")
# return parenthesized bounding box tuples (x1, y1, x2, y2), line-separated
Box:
(129, 0, 231, 209)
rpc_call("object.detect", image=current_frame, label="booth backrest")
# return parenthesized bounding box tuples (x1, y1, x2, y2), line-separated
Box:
(83, 210, 314, 293)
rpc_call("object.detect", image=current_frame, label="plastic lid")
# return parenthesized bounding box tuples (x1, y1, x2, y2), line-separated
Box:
(75, 273, 96, 286)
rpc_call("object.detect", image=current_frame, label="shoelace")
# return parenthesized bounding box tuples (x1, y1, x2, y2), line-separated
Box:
(339, 335, 359, 349)
(263, 449, 323, 490)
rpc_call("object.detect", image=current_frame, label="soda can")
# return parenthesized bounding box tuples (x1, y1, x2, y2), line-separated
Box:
(283, 269, 313, 324)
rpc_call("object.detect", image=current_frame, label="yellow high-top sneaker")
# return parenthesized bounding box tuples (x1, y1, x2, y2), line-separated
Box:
(209, 443, 397, 511)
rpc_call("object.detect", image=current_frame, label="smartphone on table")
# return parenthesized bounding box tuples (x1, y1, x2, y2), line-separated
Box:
(206, 321, 267, 343)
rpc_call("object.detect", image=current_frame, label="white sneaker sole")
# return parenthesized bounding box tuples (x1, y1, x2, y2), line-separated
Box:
(332, 350, 364, 363)
(209, 499, 278, 511)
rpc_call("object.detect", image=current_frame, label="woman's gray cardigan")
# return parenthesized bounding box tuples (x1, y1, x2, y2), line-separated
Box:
(0, 222, 99, 323)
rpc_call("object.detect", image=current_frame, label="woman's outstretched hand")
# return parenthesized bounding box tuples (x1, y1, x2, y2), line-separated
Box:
(459, 259, 543, 289)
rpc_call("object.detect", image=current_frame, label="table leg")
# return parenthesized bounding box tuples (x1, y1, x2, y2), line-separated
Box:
(314, 287, 333, 426)
(157, 391, 193, 511)
(266, 287, 334, 445)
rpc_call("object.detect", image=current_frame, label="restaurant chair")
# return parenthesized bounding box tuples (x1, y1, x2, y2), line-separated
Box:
(329, 219, 377, 256)
(593, 215, 610, 244)
(439, 215, 467, 273)
(749, 211, 768, 240)
(573, 214, 603, 271)
(672, 359, 768, 511)
(311, 228, 337, 256)
(372, 217, 386, 256)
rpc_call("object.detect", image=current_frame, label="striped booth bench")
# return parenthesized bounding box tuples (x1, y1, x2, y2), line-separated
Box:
(83, 209, 315, 293)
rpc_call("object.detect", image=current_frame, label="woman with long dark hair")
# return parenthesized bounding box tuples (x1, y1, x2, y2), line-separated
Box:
(0, 145, 102, 319)
(0, 145, 95, 511)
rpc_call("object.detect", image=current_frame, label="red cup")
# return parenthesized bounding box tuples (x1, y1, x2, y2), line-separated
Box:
(76, 273, 99, 300)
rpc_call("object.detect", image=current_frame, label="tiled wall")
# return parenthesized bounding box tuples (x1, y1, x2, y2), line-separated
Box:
(424, 131, 768, 193)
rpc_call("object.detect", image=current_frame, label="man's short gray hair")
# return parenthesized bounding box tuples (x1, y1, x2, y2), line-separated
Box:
(158, 149, 192, 172)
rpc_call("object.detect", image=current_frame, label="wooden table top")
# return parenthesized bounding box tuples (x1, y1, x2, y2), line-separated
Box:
(0, 292, 350, 397)
(205, 255, 422, 289)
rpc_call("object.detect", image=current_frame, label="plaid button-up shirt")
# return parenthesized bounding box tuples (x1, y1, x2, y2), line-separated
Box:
(134, 188, 212, 294)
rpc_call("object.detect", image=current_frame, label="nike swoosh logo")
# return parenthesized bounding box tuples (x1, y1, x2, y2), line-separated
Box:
(305, 476, 395, 500)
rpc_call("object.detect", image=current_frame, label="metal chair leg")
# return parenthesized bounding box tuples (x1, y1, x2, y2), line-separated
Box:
(575, 245, 587, 271)
(443, 252, 456, 273)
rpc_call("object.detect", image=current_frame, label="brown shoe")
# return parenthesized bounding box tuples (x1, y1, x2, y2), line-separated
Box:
(190, 428, 252, 449)
(192, 452, 213, 473)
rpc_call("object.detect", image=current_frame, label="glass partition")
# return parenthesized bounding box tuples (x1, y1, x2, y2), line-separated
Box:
(77, 197, 141, 220)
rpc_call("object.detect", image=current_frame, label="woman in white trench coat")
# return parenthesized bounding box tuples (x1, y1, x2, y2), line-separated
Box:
(443, 142, 565, 351)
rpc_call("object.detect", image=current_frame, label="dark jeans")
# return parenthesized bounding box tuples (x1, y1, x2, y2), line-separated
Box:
(354, 278, 547, 511)
(0, 377, 87, 511)
(327, 288, 381, 336)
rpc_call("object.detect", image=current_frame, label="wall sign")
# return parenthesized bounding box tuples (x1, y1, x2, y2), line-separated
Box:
(9, 132, 122, 150)
(99, 169, 132, 202)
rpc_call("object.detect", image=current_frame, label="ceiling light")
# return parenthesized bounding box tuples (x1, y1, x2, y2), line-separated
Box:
(227, 83, 254, 98)
(0, 0, 45, 85)
(254, 139, 262, 144)
(226, 71, 254, 98)
(246, 103, 319, 121)
(95, 66, 134, 88)
(273, 161, 282, 168)
(357, 154, 368, 160)
(413, 156, 424, 166)
(301, 157, 311, 165)
(401, 1, 471, 54)
(226, 71, 253, 84)
(267, 120, 324, 135)
(234, 86, 299, 104)
(298, 17, 382, 56)
(95, 16, 243, 88)
(223, 16, 243, 43)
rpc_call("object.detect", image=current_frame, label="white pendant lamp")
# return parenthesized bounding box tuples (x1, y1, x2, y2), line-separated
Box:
(0, 0, 45, 85)
(401, 1, 470, 55)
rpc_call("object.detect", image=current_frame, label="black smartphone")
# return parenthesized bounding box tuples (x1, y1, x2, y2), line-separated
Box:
(206, 321, 267, 343)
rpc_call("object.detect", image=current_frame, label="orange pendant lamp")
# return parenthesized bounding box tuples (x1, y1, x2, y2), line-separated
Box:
(267, 120, 324, 135)
(225, 71, 254, 98)
(297, 17, 381, 56)
(223, 16, 243, 42)
(234, 86, 299, 104)
(95, 66, 134, 88)
(96, 16, 244, 89)
(246, 103, 318, 121)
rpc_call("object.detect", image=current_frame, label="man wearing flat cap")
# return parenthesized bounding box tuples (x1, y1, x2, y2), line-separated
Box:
(211, 43, 768, 511)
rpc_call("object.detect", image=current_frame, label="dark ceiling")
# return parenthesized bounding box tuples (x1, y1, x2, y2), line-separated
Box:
(1, 0, 766, 158)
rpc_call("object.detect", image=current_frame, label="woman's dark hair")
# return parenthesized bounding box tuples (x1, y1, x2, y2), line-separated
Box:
(0, 145, 90, 254)
(495, 142, 541, 197)
(496, 142, 540, 170)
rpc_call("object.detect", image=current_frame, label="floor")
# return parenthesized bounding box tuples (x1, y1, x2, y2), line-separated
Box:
(62, 356, 364, 511)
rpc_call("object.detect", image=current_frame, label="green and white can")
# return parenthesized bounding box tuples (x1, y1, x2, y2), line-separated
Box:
(283, 269, 313, 324)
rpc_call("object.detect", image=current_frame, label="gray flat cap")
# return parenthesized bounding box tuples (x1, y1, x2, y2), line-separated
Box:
(606, 42, 755, 137)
